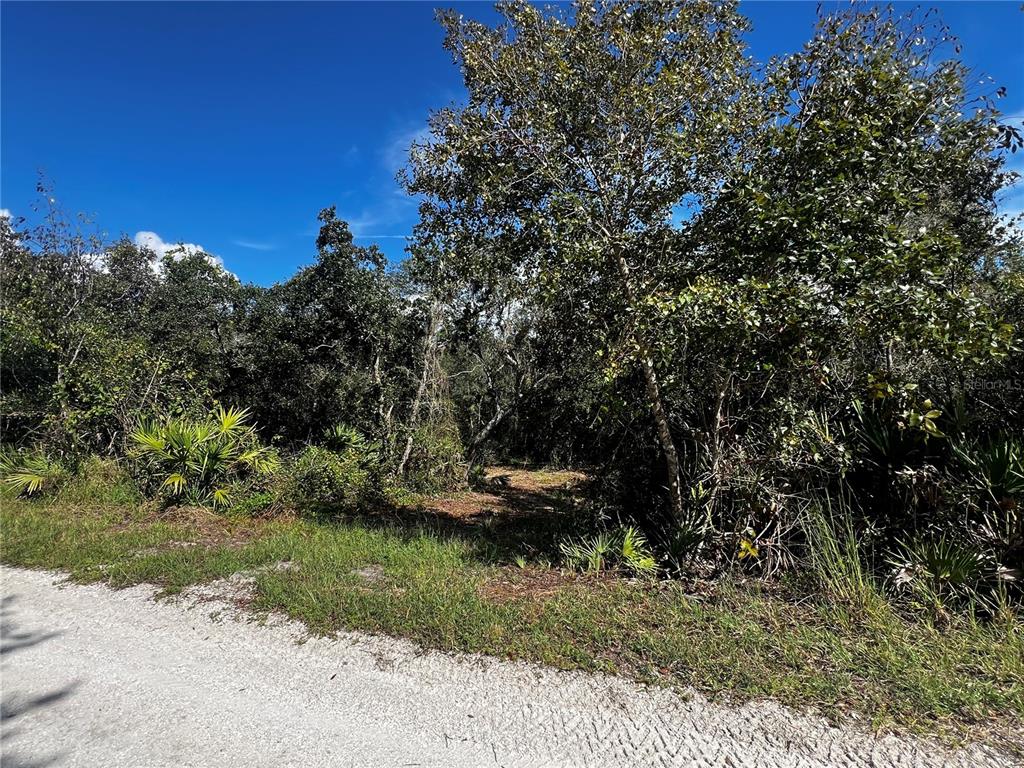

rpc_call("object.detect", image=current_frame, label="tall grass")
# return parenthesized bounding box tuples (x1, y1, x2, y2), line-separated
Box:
(56, 456, 142, 506)
(801, 492, 879, 613)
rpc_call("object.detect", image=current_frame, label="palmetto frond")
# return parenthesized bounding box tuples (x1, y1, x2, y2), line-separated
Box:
(323, 424, 381, 469)
(324, 423, 362, 451)
(200, 440, 235, 467)
(238, 446, 278, 474)
(129, 406, 269, 510)
(215, 406, 251, 437)
(954, 438, 1024, 502)
(162, 472, 188, 496)
(1, 451, 64, 496)
(620, 526, 657, 576)
(130, 422, 167, 455)
(210, 487, 232, 509)
(162, 421, 203, 459)
(1, 454, 56, 496)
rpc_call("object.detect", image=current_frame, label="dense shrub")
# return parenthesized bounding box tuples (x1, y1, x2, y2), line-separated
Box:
(283, 438, 380, 513)
(56, 456, 141, 506)
(226, 489, 285, 518)
(402, 422, 464, 494)
(129, 407, 278, 509)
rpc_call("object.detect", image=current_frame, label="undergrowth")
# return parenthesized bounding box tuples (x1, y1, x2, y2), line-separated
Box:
(1, 496, 1021, 750)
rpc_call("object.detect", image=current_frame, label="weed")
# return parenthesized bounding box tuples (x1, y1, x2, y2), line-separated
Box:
(801, 493, 878, 612)
(57, 456, 141, 506)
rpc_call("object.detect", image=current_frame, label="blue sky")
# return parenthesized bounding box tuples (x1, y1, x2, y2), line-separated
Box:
(3, 1, 1022, 285)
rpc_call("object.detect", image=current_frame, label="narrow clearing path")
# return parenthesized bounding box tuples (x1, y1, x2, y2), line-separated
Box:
(0, 566, 1012, 768)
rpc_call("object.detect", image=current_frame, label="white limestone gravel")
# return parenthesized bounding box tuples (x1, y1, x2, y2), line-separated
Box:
(0, 565, 1016, 768)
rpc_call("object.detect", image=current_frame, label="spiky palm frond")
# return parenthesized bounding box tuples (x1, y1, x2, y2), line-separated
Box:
(211, 487, 232, 509)
(324, 424, 362, 451)
(238, 446, 279, 474)
(620, 526, 658, 576)
(560, 532, 616, 573)
(323, 424, 381, 469)
(215, 406, 250, 437)
(196, 440, 235, 476)
(129, 406, 272, 510)
(851, 399, 921, 467)
(162, 472, 188, 495)
(0, 452, 62, 496)
(889, 535, 992, 612)
(129, 422, 166, 454)
(954, 437, 1024, 503)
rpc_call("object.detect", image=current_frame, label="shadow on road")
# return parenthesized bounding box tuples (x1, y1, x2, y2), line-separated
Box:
(2, 595, 62, 656)
(1, 593, 74, 768)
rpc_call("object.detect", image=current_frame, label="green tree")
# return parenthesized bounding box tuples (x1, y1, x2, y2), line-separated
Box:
(233, 207, 415, 446)
(0, 189, 238, 454)
(405, 0, 755, 518)
(660, 5, 1023, 537)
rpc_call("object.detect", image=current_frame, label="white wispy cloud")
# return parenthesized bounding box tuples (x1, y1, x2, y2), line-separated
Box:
(0, 208, 11, 219)
(341, 210, 383, 236)
(342, 144, 360, 164)
(232, 239, 277, 251)
(382, 125, 432, 173)
(335, 126, 428, 243)
(298, 125, 425, 254)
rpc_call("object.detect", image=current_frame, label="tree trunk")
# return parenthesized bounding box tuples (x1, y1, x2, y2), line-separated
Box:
(640, 353, 685, 521)
(464, 402, 509, 482)
(372, 349, 392, 447)
(398, 300, 442, 477)
(705, 368, 732, 516)
(614, 250, 684, 522)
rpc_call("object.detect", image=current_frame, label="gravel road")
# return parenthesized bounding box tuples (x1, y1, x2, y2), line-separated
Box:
(0, 565, 1015, 768)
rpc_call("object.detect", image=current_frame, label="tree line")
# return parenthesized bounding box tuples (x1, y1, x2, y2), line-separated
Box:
(3, 1, 1023, 614)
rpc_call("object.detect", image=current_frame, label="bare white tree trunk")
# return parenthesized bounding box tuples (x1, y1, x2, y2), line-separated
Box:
(398, 300, 443, 477)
